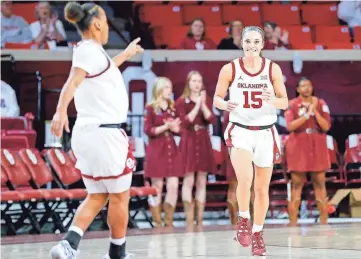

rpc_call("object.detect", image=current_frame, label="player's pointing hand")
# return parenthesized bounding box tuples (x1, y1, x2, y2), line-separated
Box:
(125, 37, 144, 59)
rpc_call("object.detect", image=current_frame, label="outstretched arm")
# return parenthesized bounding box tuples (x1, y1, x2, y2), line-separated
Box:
(112, 38, 144, 67)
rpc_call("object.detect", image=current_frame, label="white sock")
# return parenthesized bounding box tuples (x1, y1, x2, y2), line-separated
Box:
(252, 224, 263, 233)
(110, 237, 126, 246)
(68, 226, 84, 237)
(238, 210, 251, 219)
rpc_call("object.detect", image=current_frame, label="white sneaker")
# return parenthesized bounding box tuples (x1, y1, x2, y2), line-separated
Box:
(50, 240, 78, 259)
(103, 253, 134, 259)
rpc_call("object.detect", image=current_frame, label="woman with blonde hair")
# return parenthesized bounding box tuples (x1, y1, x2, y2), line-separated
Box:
(176, 71, 216, 228)
(144, 77, 183, 228)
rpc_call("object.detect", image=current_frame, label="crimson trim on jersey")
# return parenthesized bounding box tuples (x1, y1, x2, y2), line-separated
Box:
(85, 58, 111, 78)
(231, 60, 235, 84)
(269, 61, 274, 83)
(76, 168, 133, 181)
(271, 127, 281, 164)
(239, 57, 265, 77)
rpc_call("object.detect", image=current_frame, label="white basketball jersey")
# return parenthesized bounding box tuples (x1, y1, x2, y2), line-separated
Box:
(229, 57, 277, 126)
(72, 40, 129, 126)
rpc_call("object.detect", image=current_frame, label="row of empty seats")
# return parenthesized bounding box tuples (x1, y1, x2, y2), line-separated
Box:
(1, 114, 37, 149)
(1, 148, 157, 235)
(139, 3, 342, 27)
(153, 25, 361, 49)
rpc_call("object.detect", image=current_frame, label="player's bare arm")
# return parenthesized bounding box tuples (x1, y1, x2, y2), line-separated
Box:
(51, 67, 86, 137)
(262, 63, 288, 110)
(112, 37, 144, 67)
(213, 63, 239, 111)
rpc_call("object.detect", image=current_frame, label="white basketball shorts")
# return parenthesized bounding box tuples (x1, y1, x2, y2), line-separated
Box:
(71, 124, 134, 194)
(224, 122, 281, 168)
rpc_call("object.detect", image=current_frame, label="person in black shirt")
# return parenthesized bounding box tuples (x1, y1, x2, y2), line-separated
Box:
(218, 20, 244, 50)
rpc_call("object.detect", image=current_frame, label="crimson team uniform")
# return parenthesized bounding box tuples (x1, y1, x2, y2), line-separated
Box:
(176, 96, 216, 174)
(224, 57, 281, 167)
(143, 104, 183, 178)
(285, 97, 331, 172)
(71, 39, 135, 194)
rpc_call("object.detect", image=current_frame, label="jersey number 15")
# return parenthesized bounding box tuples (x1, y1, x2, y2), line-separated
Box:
(243, 91, 262, 109)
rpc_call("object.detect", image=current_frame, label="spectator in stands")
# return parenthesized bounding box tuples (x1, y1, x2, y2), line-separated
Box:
(285, 77, 331, 226)
(338, 0, 361, 38)
(263, 21, 289, 50)
(129, 4, 156, 49)
(179, 18, 217, 50)
(143, 77, 183, 228)
(218, 20, 244, 50)
(1, 0, 32, 48)
(176, 71, 216, 228)
(1, 80, 20, 117)
(30, 1, 66, 46)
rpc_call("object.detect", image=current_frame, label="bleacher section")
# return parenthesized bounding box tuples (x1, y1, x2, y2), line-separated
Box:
(4, 1, 361, 50)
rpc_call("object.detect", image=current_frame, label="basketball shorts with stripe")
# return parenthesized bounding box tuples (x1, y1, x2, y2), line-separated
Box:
(224, 123, 281, 168)
(71, 124, 135, 193)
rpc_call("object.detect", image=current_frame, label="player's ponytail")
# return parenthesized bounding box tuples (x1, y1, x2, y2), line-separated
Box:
(64, 2, 99, 32)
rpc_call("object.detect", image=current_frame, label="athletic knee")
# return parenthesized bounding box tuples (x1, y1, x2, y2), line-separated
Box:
(108, 192, 129, 208)
(87, 193, 109, 206)
(254, 186, 269, 199)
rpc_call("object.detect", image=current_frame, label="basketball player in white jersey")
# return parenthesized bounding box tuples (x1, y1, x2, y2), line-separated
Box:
(49, 2, 143, 259)
(213, 26, 288, 256)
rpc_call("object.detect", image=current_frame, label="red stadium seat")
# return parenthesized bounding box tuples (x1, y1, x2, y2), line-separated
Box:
(0, 135, 29, 150)
(153, 26, 189, 49)
(354, 26, 361, 43)
(343, 147, 361, 187)
(203, 0, 233, 4)
(1, 149, 69, 232)
(67, 149, 77, 165)
(345, 134, 361, 150)
(4, 130, 37, 147)
(4, 42, 49, 49)
(141, 4, 183, 26)
(302, 4, 339, 26)
(12, 3, 37, 24)
(171, 1, 199, 4)
(1, 117, 28, 130)
(207, 26, 229, 45)
(262, 4, 301, 25)
(19, 149, 87, 200)
(315, 26, 351, 44)
(45, 148, 83, 186)
(222, 4, 261, 26)
(326, 43, 361, 50)
(281, 25, 312, 45)
(183, 5, 222, 26)
(291, 43, 325, 50)
(133, 0, 164, 5)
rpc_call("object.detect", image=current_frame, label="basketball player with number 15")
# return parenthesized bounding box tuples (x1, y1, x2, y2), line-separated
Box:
(213, 26, 288, 256)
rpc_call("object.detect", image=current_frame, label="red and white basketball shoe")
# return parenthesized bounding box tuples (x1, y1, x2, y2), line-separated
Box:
(234, 217, 252, 247)
(251, 231, 267, 256)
